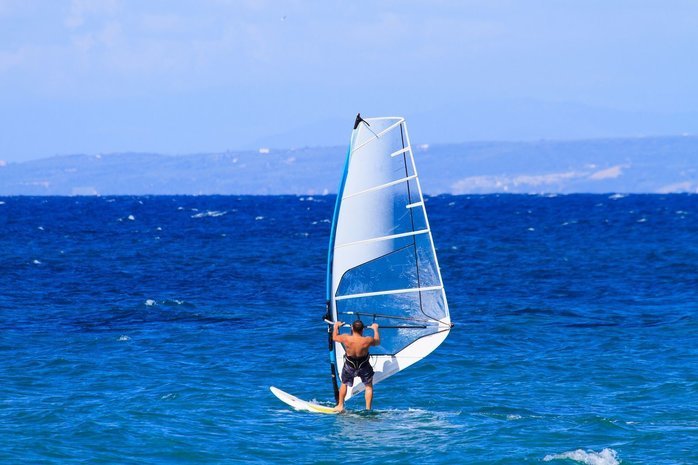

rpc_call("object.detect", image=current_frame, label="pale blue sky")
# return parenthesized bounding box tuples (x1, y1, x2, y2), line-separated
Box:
(1, 0, 697, 162)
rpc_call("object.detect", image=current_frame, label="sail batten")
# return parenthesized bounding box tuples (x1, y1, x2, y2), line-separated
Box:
(390, 147, 411, 157)
(335, 285, 443, 300)
(342, 175, 418, 200)
(327, 115, 451, 402)
(350, 119, 404, 153)
(335, 228, 429, 249)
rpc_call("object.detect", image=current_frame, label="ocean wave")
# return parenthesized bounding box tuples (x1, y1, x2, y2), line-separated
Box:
(191, 210, 227, 218)
(145, 298, 189, 307)
(544, 448, 619, 465)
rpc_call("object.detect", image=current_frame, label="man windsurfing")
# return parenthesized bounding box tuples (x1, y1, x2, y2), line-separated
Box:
(332, 319, 380, 411)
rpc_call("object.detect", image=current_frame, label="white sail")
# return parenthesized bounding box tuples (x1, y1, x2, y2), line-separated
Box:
(327, 116, 451, 401)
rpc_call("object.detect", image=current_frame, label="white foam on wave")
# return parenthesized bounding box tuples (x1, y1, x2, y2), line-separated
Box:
(118, 335, 130, 341)
(191, 210, 227, 218)
(32, 259, 41, 265)
(255, 216, 264, 220)
(544, 448, 619, 465)
(127, 214, 135, 221)
(609, 193, 626, 200)
(145, 299, 156, 306)
(0, 201, 5, 205)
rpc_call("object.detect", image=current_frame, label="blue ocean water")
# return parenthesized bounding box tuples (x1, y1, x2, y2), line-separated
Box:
(0, 194, 696, 464)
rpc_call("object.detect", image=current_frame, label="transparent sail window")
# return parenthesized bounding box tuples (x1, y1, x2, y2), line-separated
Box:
(336, 234, 441, 297)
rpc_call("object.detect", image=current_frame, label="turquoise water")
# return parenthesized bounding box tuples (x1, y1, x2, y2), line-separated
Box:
(1, 195, 696, 464)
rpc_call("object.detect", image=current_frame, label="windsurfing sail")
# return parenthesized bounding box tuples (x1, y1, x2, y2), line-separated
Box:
(325, 115, 452, 402)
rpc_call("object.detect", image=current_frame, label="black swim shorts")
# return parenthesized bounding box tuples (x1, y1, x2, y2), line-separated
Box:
(341, 355, 374, 386)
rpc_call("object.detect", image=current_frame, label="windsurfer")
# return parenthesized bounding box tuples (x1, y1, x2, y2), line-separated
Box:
(332, 319, 380, 411)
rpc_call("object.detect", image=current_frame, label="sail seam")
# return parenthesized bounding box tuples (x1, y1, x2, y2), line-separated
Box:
(400, 123, 424, 321)
(335, 228, 429, 249)
(335, 285, 443, 300)
(342, 175, 417, 200)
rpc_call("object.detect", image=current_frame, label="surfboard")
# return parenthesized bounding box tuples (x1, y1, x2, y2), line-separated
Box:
(270, 386, 338, 414)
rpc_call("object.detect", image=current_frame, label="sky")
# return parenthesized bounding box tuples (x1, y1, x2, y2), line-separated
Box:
(1, 0, 697, 162)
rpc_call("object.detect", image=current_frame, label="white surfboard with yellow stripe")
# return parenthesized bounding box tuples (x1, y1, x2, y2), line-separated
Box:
(269, 386, 338, 414)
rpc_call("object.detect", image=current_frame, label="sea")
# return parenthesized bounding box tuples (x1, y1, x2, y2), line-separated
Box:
(0, 194, 696, 464)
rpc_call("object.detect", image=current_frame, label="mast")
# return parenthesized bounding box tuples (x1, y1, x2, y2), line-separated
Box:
(325, 117, 357, 402)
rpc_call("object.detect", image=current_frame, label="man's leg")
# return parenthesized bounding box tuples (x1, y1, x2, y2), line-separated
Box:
(335, 383, 348, 412)
(364, 383, 373, 410)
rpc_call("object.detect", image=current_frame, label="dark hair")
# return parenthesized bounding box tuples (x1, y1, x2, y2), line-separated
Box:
(352, 320, 365, 333)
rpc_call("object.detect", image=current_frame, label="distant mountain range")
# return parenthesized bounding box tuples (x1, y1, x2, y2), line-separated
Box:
(1, 136, 696, 195)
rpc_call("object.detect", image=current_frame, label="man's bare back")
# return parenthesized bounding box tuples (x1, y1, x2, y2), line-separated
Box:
(340, 332, 375, 358)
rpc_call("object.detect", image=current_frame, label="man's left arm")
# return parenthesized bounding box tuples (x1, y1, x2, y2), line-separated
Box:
(369, 323, 380, 346)
(332, 321, 345, 342)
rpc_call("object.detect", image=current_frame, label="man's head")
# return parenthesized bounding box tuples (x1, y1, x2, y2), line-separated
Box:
(352, 319, 365, 334)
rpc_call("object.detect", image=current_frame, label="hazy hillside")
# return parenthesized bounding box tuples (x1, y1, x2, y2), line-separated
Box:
(1, 136, 696, 195)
